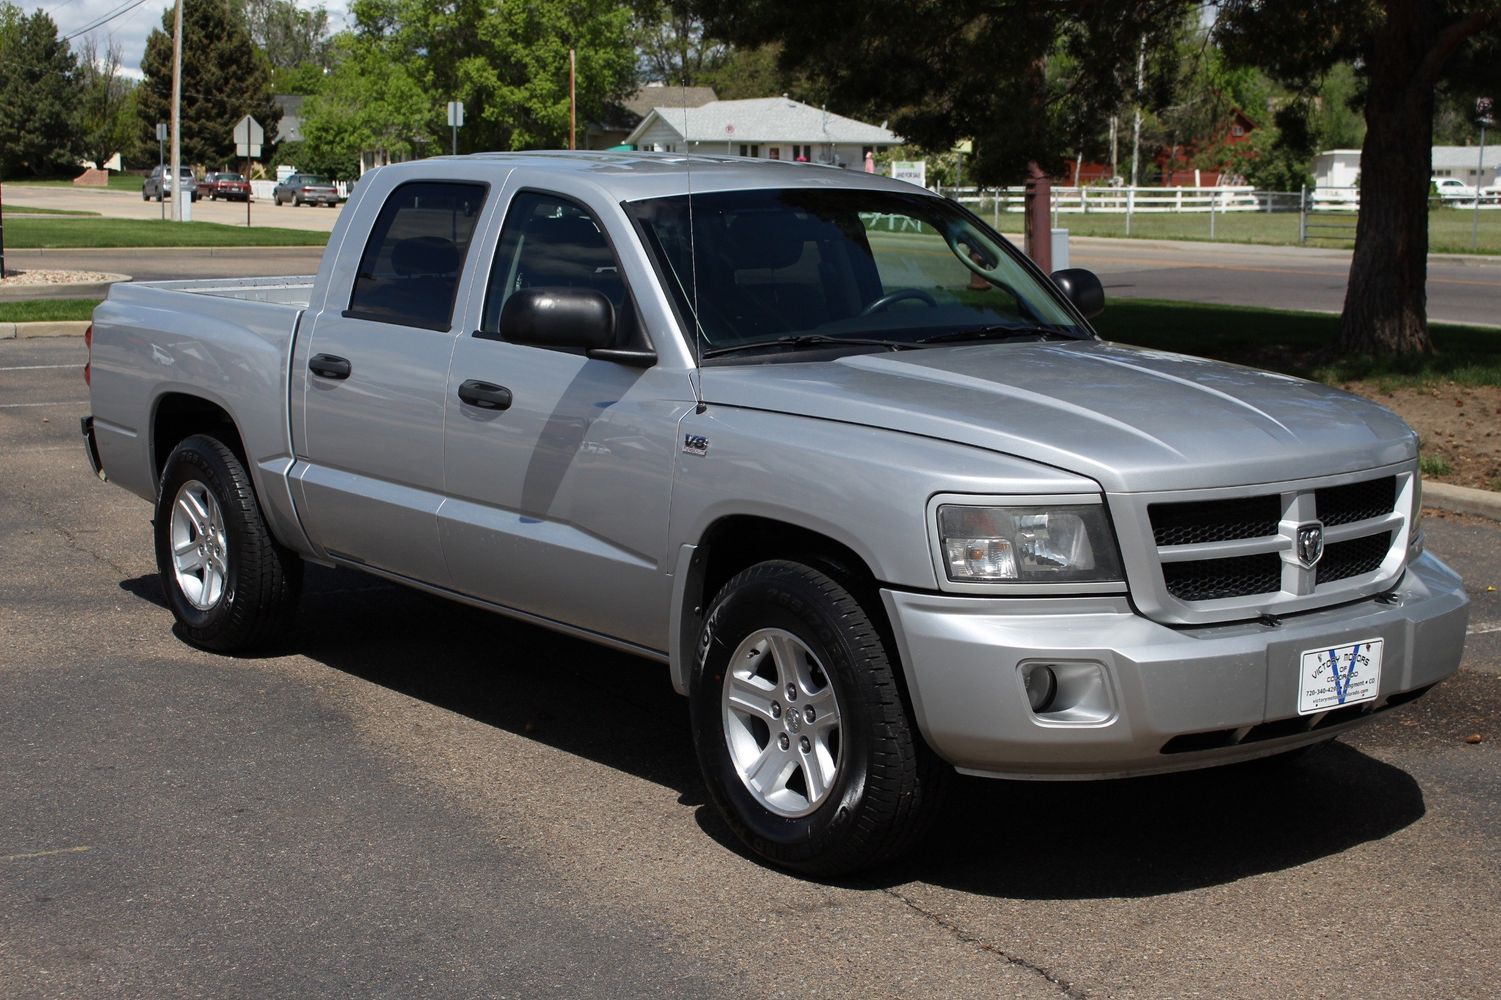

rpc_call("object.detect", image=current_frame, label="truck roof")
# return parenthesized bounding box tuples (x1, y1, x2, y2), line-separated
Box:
(372, 150, 929, 200)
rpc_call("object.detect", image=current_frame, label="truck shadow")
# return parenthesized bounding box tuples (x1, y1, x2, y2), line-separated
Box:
(123, 563, 1427, 899)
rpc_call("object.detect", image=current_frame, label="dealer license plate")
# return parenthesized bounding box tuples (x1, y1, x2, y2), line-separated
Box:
(1297, 638, 1383, 715)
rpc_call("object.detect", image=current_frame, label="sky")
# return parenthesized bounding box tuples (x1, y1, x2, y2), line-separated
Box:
(39, 0, 347, 79)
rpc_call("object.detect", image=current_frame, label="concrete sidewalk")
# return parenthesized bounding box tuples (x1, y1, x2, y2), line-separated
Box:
(0, 320, 90, 339)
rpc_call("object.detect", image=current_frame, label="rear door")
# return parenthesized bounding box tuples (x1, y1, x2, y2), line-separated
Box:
(290, 174, 494, 583)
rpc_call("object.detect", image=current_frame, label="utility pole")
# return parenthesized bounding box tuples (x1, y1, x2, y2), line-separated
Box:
(569, 48, 576, 150)
(170, 0, 183, 222)
(1127, 34, 1145, 237)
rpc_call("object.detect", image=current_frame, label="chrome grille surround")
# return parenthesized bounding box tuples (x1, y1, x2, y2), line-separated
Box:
(1109, 463, 1415, 626)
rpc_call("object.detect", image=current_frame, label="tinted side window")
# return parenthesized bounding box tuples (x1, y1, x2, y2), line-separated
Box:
(480, 191, 632, 344)
(346, 181, 487, 331)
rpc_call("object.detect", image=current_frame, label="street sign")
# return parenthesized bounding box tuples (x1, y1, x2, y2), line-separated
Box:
(156, 122, 168, 142)
(447, 101, 464, 128)
(233, 115, 264, 158)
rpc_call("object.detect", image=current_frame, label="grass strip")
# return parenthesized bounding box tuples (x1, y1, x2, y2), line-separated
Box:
(4, 206, 100, 217)
(0, 298, 102, 322)
(1093, 298, 1501, 388)
(4, 216, 329, 248)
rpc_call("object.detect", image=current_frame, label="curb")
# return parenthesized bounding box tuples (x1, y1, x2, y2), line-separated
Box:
(0, 320, 91, 340)
(1424, 481, 1501, 522)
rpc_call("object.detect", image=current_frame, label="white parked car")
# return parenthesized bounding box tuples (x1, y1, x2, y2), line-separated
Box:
(1431, 177, 1478, 203)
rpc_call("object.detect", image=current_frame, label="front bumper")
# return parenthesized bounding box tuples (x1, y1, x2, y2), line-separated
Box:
(882, 551, 1469, 779)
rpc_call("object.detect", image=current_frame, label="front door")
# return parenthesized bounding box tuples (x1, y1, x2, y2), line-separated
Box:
(438, 189, 687, 651)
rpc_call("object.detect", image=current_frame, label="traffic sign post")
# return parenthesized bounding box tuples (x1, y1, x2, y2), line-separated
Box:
(156, 122, 168, 220)
(233, 116, 264, 228)
(448, 101, 464, 156)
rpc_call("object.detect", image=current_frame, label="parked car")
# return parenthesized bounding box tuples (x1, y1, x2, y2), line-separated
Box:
(141, 165, 199, 202)
(1479, 181, 1501, 205)
(272, 173, 340, 207)
(1431, 176, 1478, 203)
(204, 171, 251, 202)
(84, 153, 1470, 876)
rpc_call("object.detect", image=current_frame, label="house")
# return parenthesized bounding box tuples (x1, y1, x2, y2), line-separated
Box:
(584, 84, 717, 150)
(1063, 107, 1257, 187)
(625, 97, 900, 167)
(1431, 144, 1500, 189)
(1312, 149, 1362, 189)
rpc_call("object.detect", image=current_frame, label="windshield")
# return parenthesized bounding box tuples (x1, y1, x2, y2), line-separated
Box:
(626, 188, 1089, 360)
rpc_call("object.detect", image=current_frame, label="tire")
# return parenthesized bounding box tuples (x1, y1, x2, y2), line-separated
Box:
(293, 194, 302, 207)
(142, 189, 149, 201)
(691, 560, 947, 876)
(154, 434, 302, 652)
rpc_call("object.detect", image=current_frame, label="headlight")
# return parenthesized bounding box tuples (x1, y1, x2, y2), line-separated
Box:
(937, 503, 1123, 583)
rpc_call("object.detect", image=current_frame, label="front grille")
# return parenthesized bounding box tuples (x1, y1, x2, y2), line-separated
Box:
(1316, 477, 1397, 526)
(1124, 469, 1410, 623)
(1149, 495, 1280, 547)
(1163, 553, 1282, 601)
(1316, 532, 1391, 584)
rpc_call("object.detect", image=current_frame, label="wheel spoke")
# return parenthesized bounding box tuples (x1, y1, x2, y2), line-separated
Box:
(175, 547, 205, 573)
(765, 632, 804, 687)
(806, 686, 841, 731)
(744, 743, 794, 798)
(726, 673, 778, 724)
(176, 495, 206, 536)
(801, 750, 829, 803)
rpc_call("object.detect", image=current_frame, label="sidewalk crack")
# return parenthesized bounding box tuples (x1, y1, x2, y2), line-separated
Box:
(881, 886, 1088, 999)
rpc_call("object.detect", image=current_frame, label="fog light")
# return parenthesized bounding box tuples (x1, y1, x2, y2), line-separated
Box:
(1021, 663, 1058, 713)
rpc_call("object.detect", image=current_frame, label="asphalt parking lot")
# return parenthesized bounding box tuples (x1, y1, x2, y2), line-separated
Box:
(3, 336, 1500, 999)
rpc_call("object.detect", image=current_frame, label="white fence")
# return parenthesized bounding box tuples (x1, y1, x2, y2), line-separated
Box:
(938, 185, 1267, 216)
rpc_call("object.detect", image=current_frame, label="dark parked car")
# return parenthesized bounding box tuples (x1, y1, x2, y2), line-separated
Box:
(204, 172, 251, 201)
(141, 166, 199, 202)
(272, 173, 340, 207)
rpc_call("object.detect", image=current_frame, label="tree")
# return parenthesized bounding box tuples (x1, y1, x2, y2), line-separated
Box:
(138, 0, 281, 167)
(237, 0, 331, 71)
(1216, 0, 1501, 355)
(695, 1, 1191, 184)
(632, 0, 726, 86)
(296, 33, 432, 177)
(77, 37, 141, 171)
(0, 5, 83, 177)
(348, 0, 637, 151)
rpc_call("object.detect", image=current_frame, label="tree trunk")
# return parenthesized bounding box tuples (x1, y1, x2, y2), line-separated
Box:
(1338, 1, 1437, 356)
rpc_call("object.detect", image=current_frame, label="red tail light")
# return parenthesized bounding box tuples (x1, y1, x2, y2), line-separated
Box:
(83, 323, 92, 386)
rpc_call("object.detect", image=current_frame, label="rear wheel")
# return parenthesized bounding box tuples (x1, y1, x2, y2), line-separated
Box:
(293, 194, 302, 207)
(691, 560, 947, 876)
(154, 434, 302, 651)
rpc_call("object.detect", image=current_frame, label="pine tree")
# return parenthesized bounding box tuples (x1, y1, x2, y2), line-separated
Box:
(0, 7, 84, 177)
(137, 0, 281, 168)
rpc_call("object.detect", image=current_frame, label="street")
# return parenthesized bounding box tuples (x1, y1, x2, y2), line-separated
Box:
(3, 335, 1500, 999)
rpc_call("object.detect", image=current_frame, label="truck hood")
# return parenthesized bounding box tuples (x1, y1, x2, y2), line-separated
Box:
(701, 340, 1417, 493)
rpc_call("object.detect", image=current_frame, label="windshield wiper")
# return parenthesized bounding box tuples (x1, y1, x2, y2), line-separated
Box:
(702, 335, 915, 359)
(919, 325, 1077, 345)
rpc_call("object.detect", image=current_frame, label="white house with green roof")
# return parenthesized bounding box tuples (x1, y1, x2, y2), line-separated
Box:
(625, 97, 900, 169)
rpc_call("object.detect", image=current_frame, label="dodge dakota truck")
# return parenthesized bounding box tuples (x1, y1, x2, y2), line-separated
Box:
(83, 152, 1470, 875)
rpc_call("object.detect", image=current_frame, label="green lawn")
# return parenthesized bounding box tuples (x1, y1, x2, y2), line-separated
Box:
(5, 173, 147, 193)
(4, 205, 99, 216)
(1093, 298, 1501, 388)
(986, 206, 1501, 254)
(0, 298, 101, 323)
(3, 217, 329, 248)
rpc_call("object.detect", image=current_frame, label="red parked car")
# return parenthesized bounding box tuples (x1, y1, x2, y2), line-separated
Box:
(205, 172, 252, 202)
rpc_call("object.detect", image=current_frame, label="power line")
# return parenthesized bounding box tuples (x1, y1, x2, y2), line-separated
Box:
(63, 0, 154, 41)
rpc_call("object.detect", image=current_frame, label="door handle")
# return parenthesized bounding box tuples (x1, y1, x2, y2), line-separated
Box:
(457, 379, 513, 411)
(309, 354, 352, 379)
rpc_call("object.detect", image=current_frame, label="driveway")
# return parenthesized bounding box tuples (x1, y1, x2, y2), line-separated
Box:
(2, 336, 1499, 999)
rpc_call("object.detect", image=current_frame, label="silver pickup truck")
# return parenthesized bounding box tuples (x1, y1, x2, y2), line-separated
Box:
(83, 152, 1469, 875)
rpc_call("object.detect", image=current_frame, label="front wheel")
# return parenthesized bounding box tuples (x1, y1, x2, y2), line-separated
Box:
(154, 434, 302, 651)
(691, 560, 947, 876)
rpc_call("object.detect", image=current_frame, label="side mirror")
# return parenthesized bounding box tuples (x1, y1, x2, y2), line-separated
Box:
(500, 288, 615, 350)
(1050, 268, 1105, 319)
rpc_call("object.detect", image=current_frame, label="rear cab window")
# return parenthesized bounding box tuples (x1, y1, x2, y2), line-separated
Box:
(345, 181, 488, 331)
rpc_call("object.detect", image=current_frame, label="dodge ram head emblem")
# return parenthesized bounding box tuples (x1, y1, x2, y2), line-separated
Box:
(1296, 522, 1325, 567)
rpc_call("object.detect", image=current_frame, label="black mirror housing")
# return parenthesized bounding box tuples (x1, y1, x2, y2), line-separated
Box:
(1050, 268, 1105, 319)
(500, 288, 615, 350)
